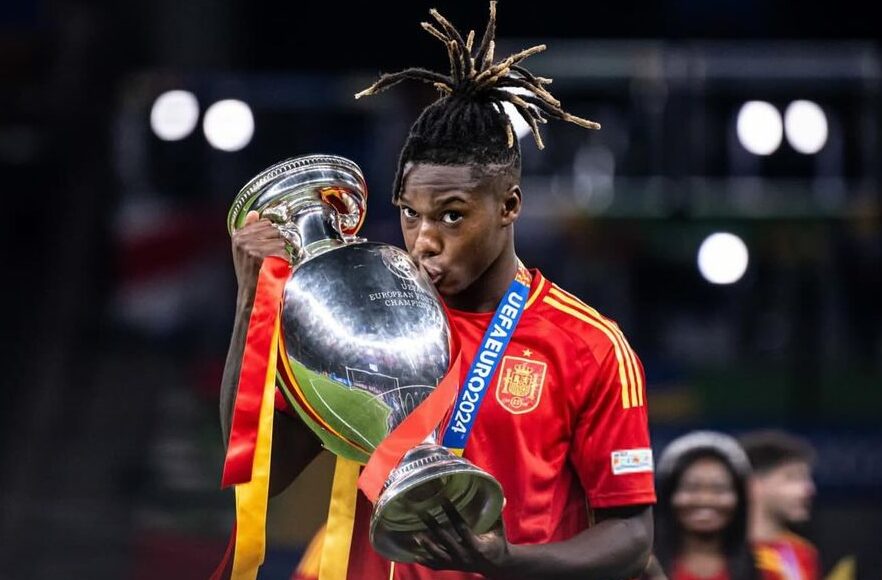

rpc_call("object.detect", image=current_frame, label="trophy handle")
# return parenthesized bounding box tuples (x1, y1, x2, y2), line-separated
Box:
(227, 154, 369, 237)
(319, 186, 367, 237)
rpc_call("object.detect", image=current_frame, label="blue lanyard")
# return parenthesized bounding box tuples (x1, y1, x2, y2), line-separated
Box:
(441, 267, 531, 454)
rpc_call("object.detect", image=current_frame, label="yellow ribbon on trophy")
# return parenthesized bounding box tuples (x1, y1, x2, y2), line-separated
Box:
(229, 316, 279, 579)
(318, 457, 361, 580)
(214, 256, 291, 580)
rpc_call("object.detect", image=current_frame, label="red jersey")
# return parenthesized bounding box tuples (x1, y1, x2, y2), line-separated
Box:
(755, 533, 821, 580)
(279, 270, 655, 579)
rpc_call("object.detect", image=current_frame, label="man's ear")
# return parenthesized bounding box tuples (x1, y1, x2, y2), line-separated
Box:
(501, 184, 522, 226)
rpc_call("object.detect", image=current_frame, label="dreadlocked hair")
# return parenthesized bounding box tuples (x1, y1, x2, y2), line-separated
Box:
(354, 1, 601, 200)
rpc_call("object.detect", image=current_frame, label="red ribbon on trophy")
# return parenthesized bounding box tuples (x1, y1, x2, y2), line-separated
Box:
(214, 255, 290, 580)
(222, 256, 291, 487)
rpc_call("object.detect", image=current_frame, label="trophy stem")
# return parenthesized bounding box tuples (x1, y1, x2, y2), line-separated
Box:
(268, 203, 347, 265)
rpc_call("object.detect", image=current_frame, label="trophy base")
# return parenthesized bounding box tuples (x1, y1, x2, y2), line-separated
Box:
(369, 443, 504, 563)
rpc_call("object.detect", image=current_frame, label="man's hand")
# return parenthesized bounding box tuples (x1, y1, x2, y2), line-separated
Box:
(221, 209, 288, 446)
(413, 504, 653, 580)
(414, 498, 510, 577)
(231, 210, 288, 295)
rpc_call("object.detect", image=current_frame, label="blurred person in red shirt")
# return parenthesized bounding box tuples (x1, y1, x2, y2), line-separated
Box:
(649, 431, 761, 580)
(739, 430, 820, 580)
(222, 3, 657, 578)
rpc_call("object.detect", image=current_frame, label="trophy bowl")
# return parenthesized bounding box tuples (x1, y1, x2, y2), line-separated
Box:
(228, 154, 504, 562)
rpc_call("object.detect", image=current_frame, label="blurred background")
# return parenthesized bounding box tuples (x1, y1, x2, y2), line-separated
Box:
(1, 1, 880, 578)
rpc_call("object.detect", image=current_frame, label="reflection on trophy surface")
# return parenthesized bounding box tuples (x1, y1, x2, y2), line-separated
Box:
(227, 154, 503, 562)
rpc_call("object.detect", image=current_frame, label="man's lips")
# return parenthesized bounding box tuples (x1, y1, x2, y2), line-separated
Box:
(419, 264, 444, 285)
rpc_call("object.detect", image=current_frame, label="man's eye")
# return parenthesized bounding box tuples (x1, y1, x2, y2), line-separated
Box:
(401, 207, 418, 219)
(441, 211, 463, 225)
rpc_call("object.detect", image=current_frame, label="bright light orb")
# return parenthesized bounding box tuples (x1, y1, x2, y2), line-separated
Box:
(736, 101, 783, 156)
(697, 232, 749, 284)
(150, 90, 199, 141)
(785, 100, 828, 154)
(203, 99, 254, 152)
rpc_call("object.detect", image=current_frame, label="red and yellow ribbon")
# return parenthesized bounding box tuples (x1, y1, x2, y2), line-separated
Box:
(216, 256, 291, 580)
(222, 256, 291, 486)
(230, 315, 280, 578)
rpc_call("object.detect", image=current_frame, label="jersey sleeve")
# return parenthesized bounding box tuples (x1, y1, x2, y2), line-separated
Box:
(569, 340, 656, 508)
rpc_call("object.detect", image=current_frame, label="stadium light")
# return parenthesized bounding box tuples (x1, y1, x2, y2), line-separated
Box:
(784, 100, 828, 154)
(736, 101, 783, 156)
(697, 232, 749, 285)
(203, 99, 255, 152)
(150, 90, 200, 141)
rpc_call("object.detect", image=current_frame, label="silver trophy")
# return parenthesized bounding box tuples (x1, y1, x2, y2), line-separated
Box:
(227, 154, 504, 562)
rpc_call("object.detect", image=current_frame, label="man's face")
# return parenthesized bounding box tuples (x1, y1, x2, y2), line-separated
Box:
(397, 163, 519, 301)
(753, 461, 816, 525)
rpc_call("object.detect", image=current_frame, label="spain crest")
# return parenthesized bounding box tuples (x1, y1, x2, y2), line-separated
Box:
(495, 355, 547, 414)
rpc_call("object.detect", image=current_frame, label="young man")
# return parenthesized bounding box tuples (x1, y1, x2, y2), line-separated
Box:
(221, 4, 655, 578)
(739, 430, 820, 580)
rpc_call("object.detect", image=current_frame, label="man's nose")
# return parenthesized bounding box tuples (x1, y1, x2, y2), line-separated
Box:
(413, 220, 441, 258)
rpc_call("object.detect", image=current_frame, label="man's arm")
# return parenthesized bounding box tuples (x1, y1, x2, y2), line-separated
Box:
(219, 284, 256, 445)
(220, 211, 322, 496)
(416, 503, 652, 580)
(499, 505, 653, 579)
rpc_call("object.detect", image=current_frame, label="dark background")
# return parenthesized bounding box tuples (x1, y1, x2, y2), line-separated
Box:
(1, 1, 880, 578)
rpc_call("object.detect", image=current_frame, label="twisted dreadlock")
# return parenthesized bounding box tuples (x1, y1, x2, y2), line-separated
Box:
(355, 1, 600, 200)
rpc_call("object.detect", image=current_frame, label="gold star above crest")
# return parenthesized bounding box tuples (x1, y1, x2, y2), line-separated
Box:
(522, 349, 533, 357)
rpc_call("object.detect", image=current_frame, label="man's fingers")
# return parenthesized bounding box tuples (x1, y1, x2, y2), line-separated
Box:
(440, 497, 467, 530)
(440, 498, 482, 552)
(420, 511, 470, 562)
(235, 240, 291, 261)
(419, 512, 441, 534)
(416, 534, 450, 564)
(244, 210, 260, 225)
(440, 499, 469, 536)
(235, 219, 281, 239)
(250, 227, 286, 242)
(237, 239, 288, 254)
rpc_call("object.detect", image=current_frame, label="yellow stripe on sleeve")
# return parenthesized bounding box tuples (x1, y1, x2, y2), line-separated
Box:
(547, 287, 645, 407)
(524, 274, 546, 310)
(543, 295, 633, 408)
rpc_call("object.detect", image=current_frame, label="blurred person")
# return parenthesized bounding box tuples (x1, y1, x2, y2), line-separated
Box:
(651, 431, 760, 580)
(220, 3, 657, 578)
(739, 430, 820, 580)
